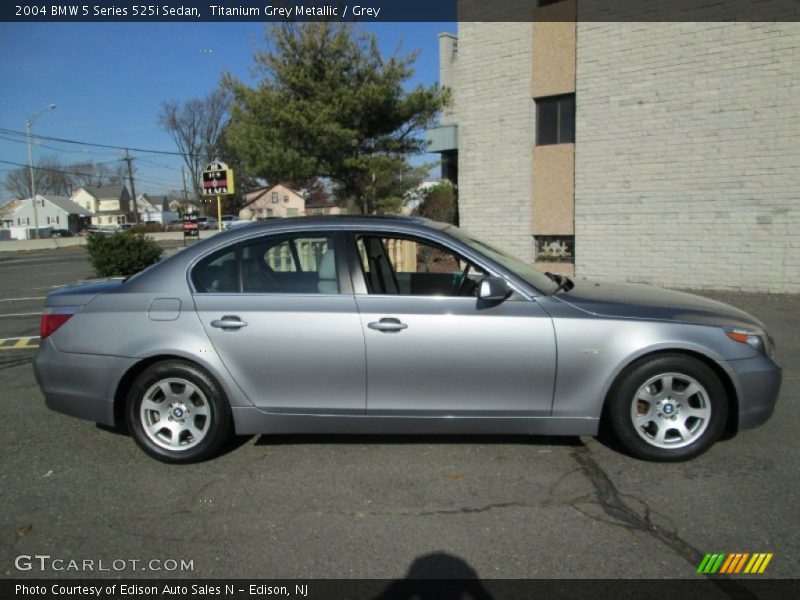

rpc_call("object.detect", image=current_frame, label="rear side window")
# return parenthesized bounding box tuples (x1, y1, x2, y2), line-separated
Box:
(191, 234, 339, 294)
(192, 249, 237, 293)
(243, 234, 337, 294)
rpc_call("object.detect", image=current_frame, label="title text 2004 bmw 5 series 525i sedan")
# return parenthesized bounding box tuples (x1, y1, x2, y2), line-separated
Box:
(33, 217, 781, 463)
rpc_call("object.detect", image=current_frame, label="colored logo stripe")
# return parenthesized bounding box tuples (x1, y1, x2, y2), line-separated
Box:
(698, 552, 773, 574)
(745, 553, 773, 574)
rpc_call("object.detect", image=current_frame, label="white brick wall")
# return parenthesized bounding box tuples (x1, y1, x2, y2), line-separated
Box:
(456, 23, 535, 262)
(575, 22, 800, 293)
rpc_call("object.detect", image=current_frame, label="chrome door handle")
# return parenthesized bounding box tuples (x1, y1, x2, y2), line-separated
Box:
(210, 316, 248, 330)
(368, 318, 408, 333)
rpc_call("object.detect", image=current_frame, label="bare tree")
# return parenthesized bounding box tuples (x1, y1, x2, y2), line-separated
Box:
(159, 89, 230, 201)
(70, 160, 125, 188)
(3, 155, 73, 198)
(4, 166, 40, 198)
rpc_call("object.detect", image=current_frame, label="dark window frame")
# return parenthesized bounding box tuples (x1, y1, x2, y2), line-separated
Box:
(535, 93, 575, 146)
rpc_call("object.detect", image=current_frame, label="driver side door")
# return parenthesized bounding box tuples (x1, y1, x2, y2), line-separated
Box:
(351, 233, 556, 417)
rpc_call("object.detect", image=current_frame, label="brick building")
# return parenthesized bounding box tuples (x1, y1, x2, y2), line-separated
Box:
(426, 1, 800, 292)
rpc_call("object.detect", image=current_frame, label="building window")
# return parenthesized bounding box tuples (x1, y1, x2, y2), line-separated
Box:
(116, 215, 127, 225)
(271, 192, 278, 203)
(56, 215, 60, 224)
(535, 235, 574, 263)
(284, 195, 289, 203)
(267, 208, 274, 217)
(535, 94, 575, 146)
(313, 208, 324, 216)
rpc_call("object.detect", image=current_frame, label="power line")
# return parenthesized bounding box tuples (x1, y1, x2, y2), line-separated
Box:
(0, 158, 119, 179)
(0, 127, 205, 158)
(0, 160, 181, 192)
(0, 133, 123, 158)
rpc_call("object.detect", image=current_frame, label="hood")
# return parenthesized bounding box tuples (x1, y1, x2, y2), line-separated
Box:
(554, 279, 764, 330)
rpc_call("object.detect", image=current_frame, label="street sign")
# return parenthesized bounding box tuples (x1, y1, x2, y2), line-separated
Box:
(201, 161, 235, 196)
(182, 214, 199, 239)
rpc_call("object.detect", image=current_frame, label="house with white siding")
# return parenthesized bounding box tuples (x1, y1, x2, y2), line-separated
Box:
(0, 195, 91, 239)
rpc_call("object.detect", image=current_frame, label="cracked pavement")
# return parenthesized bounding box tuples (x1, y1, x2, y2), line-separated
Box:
(1, 249, 798, 580)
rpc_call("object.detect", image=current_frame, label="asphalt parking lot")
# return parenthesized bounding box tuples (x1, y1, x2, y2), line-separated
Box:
(0, 246, 797, 582)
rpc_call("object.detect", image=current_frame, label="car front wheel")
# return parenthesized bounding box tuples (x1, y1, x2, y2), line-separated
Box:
(126, 360, 232, 463)
(606, 354, 728, 461)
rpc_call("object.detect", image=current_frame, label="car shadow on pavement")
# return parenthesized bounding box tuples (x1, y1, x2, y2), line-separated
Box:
(96, 423, 256, 458)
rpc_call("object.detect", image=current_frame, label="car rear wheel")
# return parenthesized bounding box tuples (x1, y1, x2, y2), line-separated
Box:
(126, 360, 232, 463)
(606, 354, 728, 461)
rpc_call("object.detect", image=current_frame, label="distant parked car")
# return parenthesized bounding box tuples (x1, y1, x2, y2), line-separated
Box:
(196, 216, 218, 230)
(34, 216, 781, 464)
(221, 215, 240, 229)
(51, 229, 73, 238)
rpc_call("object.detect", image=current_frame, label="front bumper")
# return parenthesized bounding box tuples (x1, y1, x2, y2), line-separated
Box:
(33, 338, 137, 427)
(723, 353, 782, 431)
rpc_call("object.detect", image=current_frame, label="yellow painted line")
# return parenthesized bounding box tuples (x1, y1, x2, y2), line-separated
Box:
(0, 336, 39, 350)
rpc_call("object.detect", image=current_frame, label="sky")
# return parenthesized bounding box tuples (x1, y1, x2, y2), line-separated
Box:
(0, 21, 455, 200)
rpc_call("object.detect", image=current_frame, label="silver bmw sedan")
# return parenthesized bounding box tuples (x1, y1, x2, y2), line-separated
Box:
(34, 217, 781, 463)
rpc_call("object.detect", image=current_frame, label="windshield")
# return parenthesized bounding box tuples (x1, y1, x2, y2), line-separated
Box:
(445, 225, 560, 294)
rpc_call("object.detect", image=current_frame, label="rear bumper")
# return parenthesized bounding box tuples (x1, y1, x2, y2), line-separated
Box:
(33, 339, 137, 427)
(723, 354, 782, 431)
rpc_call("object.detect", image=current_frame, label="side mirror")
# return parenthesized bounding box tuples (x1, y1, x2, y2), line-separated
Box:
(478, 277, 512, 302)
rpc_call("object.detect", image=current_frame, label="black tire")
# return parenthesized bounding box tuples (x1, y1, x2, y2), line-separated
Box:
(605, 354, 728, 462)
(126, 360, 232, 463)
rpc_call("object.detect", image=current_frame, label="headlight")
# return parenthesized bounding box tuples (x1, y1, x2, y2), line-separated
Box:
(724, 327, 774, 357)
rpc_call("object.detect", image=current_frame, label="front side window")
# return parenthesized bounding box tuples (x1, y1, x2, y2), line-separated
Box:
(445, 225, 559, 294)
(356, 235, 487, 297)
(271, 192, 278, 203)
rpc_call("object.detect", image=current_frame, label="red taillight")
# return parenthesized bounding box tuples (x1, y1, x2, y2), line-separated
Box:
(40, 313, 74, 339)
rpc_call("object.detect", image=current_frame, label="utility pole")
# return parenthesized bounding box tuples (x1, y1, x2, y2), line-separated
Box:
(26, 103, 57, 239)
(123, 149, 139, 224)
(181, 165, 189, 215)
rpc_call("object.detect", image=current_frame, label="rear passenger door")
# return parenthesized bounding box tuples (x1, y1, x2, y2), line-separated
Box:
(192, 231, 366, 413)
